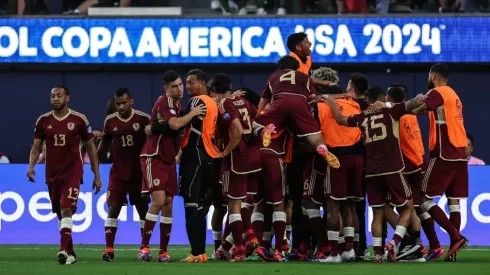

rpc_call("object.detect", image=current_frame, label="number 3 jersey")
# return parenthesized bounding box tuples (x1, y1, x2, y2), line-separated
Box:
(103, 109, 150, 181)
(347, 103, 406, 177)
(217, 96, 261, 174)
(34, 109, 94, 183)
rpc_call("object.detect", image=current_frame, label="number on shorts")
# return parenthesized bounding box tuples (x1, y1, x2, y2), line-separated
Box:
(121, 135, 134, 147)
(279, 70, 296, 85)
(54, 134, 66, 146)
(238, 108, 252, 134)
(67, 187, 79, 200)
(361, 114, 387, 143)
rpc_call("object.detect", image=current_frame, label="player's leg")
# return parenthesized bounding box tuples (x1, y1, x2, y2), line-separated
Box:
(356, 175, 368, 259)
(101, 184, 124, 262)
(226, 170, 248, 262)
(421, 158, 466, 258)
(211, 158, 226, 255)
(285, 199, 293, 245)
(384, 173, 414, 262)
(286, 156, 307, 259)
(243, 172, 259, 252)
(365, 176, 388, 263)
(56, 179, 80, 265)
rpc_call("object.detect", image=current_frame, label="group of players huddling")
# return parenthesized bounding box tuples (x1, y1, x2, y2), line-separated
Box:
(27, 32, 469, 265)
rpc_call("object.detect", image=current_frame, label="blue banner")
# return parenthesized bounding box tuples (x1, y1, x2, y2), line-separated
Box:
(0, 164, 489, 245)
(0, 17, 489, 64)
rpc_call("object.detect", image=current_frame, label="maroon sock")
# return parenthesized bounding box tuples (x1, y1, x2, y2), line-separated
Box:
(374, 246, 383, 256)
(310, 217, 328, 248)
(393, 234, 403, 246)
(223, 216, 231, 242)
(59, 218, 73, 252)
(252, 212, 264, 246)
(428, 205, 461, 242)
(67, 237, 74, 254)
(159, 217, 172, 253)
(104, 217, 118, 249)
(229, 214, 244, 247)
(141, 213, 158, 247)
(272, 212, 286, 251)
(421, 217, 440, 249)
(241, 207, 252, 232)
(450, 212, 461, 232)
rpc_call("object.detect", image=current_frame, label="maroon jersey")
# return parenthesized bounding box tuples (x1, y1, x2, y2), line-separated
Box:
(260, 129, 290, 155)
(103, 109, 150, 181)
(261, 69, 316, 101)
(347, 103, 406, 177)
(424, 90, 467, 160)
(218, 96, 260, 174)
(34, 109, 94, 183)
(140, 94, 182, 164)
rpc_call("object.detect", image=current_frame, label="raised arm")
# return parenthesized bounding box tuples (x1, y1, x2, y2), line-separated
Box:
(324, 96, 349, 126)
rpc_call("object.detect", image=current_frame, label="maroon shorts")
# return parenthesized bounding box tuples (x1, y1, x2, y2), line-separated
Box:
(222, 170, 248, 200)
(247, 172, 258, 195)
(325, 155, 364, 201)
(421, 154, 430, 172)
(404, 169, 422, 207)
(140, 156, 178, 197)
(302, 156, 326, 204)
(422, 158, 468, 199)
(403, 155, 422, 174)
(107, 175, 144, 206)
(255, 94, 320, 137)
(257, 151, 286, 205)
(47, 179, 81, 212)
(366, 172, 412, 207)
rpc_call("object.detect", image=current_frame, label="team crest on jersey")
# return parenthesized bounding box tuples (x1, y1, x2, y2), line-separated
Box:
(133, 123, 140, 131)
(223, 113, 230, 120)
(67, 122, 74, 130)
(170, 109, 176, 115)
(153, 179, 160, 186)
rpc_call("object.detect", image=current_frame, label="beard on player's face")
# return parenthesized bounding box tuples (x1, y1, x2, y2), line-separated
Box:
(428, 79, 435, 90)
(51, 102, 66, 111)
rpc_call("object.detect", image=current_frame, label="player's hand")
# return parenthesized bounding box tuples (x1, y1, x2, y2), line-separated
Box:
(191, 104, 207, 117)
(415, 93, 425, 104)
(370, 101, 387, 112)
(175, 154, 181, 164)
(144, 125, 153, 137)
(27, 168, 36, 182)
(92, 177, 102, 195)
(232, 89, 246, 97)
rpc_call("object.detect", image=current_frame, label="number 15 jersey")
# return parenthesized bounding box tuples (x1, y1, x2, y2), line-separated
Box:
(347, 103, 406, 177)
(103, 109, 150, 181)
(218, 96, 260, 174)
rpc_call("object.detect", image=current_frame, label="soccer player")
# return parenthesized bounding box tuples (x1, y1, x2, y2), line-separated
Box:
(210, 73, 262, 262)
(324, 86, 424, 263)
(254, 56, 339, 170)
(317, 83, 364, 263)
(27, 86, 102, 265)
(410, 63, 469, 261)
(138, 70, 206, 262)
(98, 88, 151, 262)
(179, 69, 219, 263)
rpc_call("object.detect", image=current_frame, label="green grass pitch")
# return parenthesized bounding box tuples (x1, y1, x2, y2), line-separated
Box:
(1, 245, 489, 275)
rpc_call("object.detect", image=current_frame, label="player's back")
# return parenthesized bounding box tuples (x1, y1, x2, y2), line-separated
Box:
(141, 95, 181, 164)
(351, 104, 406, 176)
(219, 96, 256, 145)
(267, 69, 313, 99)
(399, 114, 424, 166)
(35, 109, 92, 182)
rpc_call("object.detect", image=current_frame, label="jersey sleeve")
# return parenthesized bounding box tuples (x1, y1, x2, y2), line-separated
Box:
(102, 117, 112, 143)
(306, 77, 317, 95)
(34, 116, 45, 140)
(218, 100, 240, 129)
(158, 97, 179, 121)
(424, 89, 444, 110)
(347, 113, 363, 128)
(388, 103, 407, 121)
(78, 116, 94, 142)
(261, 80, 272, 100)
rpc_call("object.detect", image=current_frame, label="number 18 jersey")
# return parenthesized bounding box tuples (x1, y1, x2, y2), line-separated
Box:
(218, 96, 260, 174)
(103, 109, 150, 181)
(347, 103, 406, 177)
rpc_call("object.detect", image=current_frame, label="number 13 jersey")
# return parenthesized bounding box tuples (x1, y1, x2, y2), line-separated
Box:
(103, 109, 150, 181)
(347, 103, 406, 177)
(218, 96, 260, 174)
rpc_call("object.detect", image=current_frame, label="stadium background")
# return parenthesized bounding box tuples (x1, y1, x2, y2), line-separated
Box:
(0, 11, 489, 247)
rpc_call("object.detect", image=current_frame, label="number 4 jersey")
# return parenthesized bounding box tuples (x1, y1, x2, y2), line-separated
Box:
(103, 109, 150, 182)
(347, 103, 406, 177)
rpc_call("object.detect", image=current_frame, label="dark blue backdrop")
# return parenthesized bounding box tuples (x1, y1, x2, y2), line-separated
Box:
(0, 71, 487, 163)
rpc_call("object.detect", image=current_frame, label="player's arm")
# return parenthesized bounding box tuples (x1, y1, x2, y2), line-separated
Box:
(410, 90, 441, 115)
(27, 138, 43, 182)
(324, 96, 349, 126)
(97, 118, 112, 160)
(150, 123, 177, 135)
(257, 82, 272, 115)
(85, 139, 101, 194)
(222, 118, 244, 157)
(404, 94, 425, 114)
(166, 102, 206, 131)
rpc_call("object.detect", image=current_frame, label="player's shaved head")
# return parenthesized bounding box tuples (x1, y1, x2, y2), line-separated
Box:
(387, 84, 407, 103)
(238, 87, 260, 107)
(286, 32, 308, 52)
(115, 87, 132, 98)
(53, 85, 70, 96)
(212, 73, 232, 94)
(278, 56, 300, 71)
(366, 86, 385, 104)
